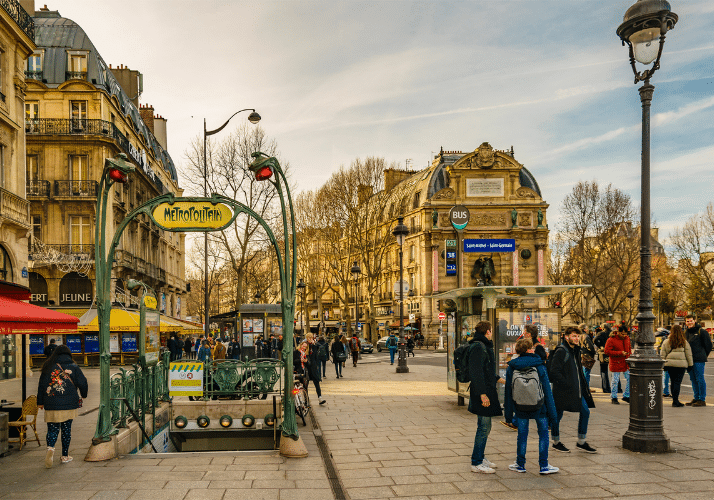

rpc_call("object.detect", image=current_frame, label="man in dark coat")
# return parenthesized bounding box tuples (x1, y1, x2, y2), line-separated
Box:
(43, 339, 57, 357)
(167, 335, 177, 361)
(468, 321, 504, 473)
(548, 327, 596, 454)
(593, 326, 611, 393)
(684, 314, 712, 406)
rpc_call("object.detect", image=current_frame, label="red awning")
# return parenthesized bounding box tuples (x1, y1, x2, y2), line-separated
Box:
(0, 295, 80, 334)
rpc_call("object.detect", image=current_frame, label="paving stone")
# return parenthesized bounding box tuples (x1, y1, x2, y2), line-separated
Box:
(88, 492, 134, 500)
(345, 486, 396, 499)
(223, 490, 278, 500)
(184, 489, 226, 500)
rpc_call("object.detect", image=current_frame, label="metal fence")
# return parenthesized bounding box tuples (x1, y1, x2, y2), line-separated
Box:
(202, 358, 283, 400)
(109, 352, 170, 429)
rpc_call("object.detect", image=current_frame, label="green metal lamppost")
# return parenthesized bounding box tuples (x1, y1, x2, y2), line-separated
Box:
(392, 216, 409, 374)
(203, 110, 261, 342)
(351, 261, 360, 336)
(616, 0, 678, 453)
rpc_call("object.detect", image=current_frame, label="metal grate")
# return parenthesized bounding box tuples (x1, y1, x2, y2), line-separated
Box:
(310, 413, 349, 500)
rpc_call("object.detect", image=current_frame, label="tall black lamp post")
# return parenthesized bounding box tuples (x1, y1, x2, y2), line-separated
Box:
(350, 261, 361, 336)
(655, 279, 664, 326)
(627, 290, 635, 325)
(392, 217, 409, 373)
(297, 279, 306, 336)
(203, 109, 261, 342)
(617, 0, 677, 453)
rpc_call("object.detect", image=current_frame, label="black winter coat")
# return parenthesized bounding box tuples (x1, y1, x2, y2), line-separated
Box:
(548, 342, 594, 413)
(305, 342, 321, 382)
(534, 343, 547, 362)
(467, 333, 502, 417)
(330, 340, 346, 364)
(686, 324, 712, 363)
(593, 329, 610, 350)
(37, 353, 88, 410)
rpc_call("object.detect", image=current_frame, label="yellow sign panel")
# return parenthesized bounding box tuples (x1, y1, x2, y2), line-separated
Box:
(144, 295, 157, 309)
(169, 362, 204, 397)
(152, 201, 233, 230)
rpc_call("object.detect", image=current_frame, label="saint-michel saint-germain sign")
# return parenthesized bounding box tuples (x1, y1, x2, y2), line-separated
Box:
(152, 201, 233, 231)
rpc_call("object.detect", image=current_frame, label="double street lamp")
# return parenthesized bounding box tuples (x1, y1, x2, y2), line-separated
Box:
(203, 109, 261, 341)
(616, 0, 678, 453)
(297, 279, 306, 335)
(351, 261, 361, 337)
(392, 216, 409, 373)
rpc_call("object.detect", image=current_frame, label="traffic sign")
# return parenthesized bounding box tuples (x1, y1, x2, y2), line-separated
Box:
(438, 312, 446, 321)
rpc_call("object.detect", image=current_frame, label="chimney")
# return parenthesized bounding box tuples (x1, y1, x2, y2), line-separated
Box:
(383, 168, 413, 192)
(139, 104, 155, 134)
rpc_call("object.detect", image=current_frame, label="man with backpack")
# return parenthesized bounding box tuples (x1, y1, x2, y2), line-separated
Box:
(317, 336, 330, 377)
(350, 334, 361, 367)
(504, 338, 559, 474)
(548, 327, 597, 454)
(467, 321, 505, 474)
(387, 332, 399, 365)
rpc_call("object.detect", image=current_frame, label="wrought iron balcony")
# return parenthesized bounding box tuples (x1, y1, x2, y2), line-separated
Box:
(54, 180, 98, 197)
(29, 244, 94, 262)
(24, 70, 42, 80)
(27, 180, 50, 197)
(0, 187, 29, 227)
(26, 118, 114, 136)
(65, 70, 87, 81)
(0, 0, 34, 40)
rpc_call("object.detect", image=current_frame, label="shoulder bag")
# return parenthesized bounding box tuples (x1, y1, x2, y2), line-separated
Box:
(57, 363, 83, 408)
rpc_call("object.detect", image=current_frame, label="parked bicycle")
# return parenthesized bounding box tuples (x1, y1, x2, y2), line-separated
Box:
(293, 374, 310, 426)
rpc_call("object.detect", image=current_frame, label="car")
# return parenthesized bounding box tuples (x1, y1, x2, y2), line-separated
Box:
(360, 340, 373, 354)
(376, 336, 391, 352)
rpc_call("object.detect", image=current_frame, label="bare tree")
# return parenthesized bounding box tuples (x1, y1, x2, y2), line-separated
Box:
(183, 237, 224, 323)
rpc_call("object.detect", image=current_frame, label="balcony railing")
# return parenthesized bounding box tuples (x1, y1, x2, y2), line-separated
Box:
(54, 180, 98, 197)
(0, 0, 34, 40)
(135, 257, 146, 274)
(27, 180, 50, 197)
(24, 70, 42, 80)
(29, 244, 94, 262)
(26, 118, 113, 136)
(65, 70, 87, 81)
(0, 187, 29, 227)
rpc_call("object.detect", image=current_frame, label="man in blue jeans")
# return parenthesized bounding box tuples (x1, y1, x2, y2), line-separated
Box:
(387, 332, 399, 365)
(684, 314, 712, 407)
(548, 327, 597, 454)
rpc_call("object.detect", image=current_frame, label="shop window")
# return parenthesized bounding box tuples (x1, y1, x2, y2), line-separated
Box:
(0, 244, 13, 282)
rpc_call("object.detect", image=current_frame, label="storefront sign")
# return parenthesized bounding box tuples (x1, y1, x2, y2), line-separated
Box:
(463, 239, 516, 252)
(152, 201, 233, 230)
(59, 273, 93, 305)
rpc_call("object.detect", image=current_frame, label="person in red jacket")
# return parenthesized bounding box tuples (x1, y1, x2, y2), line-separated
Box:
(604, 325, 631, 404)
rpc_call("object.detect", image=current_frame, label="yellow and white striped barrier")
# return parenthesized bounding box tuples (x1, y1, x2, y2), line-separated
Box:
(169, 362, 203, 397)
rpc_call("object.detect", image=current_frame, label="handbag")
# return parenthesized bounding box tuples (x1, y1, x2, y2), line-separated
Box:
(581, 353, 596, 370)
(58, 363, 83, 408)
(335, 345, 348, 363)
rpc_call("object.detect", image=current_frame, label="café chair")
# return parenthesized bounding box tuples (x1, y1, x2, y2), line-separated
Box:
(8, 395, 41, 450)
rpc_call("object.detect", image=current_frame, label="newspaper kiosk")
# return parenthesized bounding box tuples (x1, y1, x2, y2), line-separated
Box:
(434, 285, 589, 405)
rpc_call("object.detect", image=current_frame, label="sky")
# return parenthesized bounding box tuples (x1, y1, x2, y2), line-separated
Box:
(48, 0, 714, 242)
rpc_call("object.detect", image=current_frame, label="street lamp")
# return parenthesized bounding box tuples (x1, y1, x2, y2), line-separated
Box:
(351, 261, 361, 337)
(254, 291, 261, 304)
(655, 279, 664, 326)
(627, 290, 635, 325)
(203, 109, 261, 342)
(297, 279, 306, 335)
(392, 216, 409, 373)
(617, 0, 677, 454)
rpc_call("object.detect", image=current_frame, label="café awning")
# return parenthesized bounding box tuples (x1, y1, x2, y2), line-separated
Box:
(0, 295, 79, 334)
(78, 308, 193, 333)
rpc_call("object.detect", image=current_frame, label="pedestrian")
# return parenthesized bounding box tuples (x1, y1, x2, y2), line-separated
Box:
(269, 334, 280, 359)
(197, 340, 212, 364)
(527, 324, 547, 362)
(228, 337, 241, 360)
(331, 335, 346, 378)
(468, 321, 505, 473)
(549, 327, 597, 454)
(316, 336, 329, 377)
(406, 335, 415, 357)
(305, 333, 326, 405)
(593, 325, 611, 394)
(255, 337, 264, 358)
(43, 338, 57, 357)
(387, 331, 398, 365)
(684, 314, 712, 406)
(184, 336, 193, 360)
(37, 344, 88, 468)
(277, 335, 284, 361)
(262, 336, 271, 358)
(579, 324, 597, 386)
(661, 324, 693, 407)
(213, 338, 227, 360)
(167, 334, 177, 361)
(504, 338, 559, 475)
(656, 327, 671, 396)
(349, 333, 361, 367)
(604, 324, 631, 404)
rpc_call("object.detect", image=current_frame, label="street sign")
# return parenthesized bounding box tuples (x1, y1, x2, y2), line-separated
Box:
(393, 280, 409, 296)
(152, 201, 234, 230)
(169, 362, 204, 397)
(409, 314, 415, 321)
(449, 205, 470, 230)
(463, 238, 516, 252)
(438, 312, 446, 321)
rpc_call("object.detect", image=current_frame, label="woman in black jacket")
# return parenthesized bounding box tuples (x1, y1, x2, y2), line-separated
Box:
(304, 333, 326, 405)
(37, 345, 88, 468)
(331, 335, 346, 378)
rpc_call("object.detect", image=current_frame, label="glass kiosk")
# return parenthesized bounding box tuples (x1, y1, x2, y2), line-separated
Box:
(435, 285, 590, 405)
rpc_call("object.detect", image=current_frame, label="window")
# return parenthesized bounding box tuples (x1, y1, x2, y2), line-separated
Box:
(67, 52, 87, 79)
(70, 155, 89, 181)
(0, 145, 5, 188)
(0, 50, 4, 102)
(70, 101, 87, 129)
(25, 102, 39, 132)
(26, 52, 42, 79)
(0, 245, 13, 282)
(69, 216, 91, 251)
(29, 216, 41, 250)
(412, 192, 420, 209)
(27, 156, 40, 193)
(409, 244, 415, 262)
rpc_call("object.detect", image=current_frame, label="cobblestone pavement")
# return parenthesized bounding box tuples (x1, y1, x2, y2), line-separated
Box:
(1, 354, 713, 499)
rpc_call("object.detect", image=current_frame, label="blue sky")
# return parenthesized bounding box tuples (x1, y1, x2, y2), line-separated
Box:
(51, 0, 714, 240)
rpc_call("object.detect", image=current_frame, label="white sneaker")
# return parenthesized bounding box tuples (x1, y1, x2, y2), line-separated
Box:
(482, 458, 498, 469)
(540, 464, 559, 475)
(319, 398, 326, 405)
(508, 462, 526, 473)
(471, 463, 495, 474)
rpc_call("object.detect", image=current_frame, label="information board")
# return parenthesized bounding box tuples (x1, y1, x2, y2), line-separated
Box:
(145, 309, 160, 364)
(85, 334, 99, 353)
(122, 333, 137, 352)
(110, 333, 119, 353)
(66, 335, 82, 353)
(29, 335, 44, 355)
(445, 240, 457, 276)
(168, 361, 203, 397)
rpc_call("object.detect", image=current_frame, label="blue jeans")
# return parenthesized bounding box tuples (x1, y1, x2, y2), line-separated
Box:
(389, 347, 397, 364)
(611, 371, 630, 399)
(583, 366, 591, 386)
(334, 361, 342, 377)
(663, 370, 671, 396)
(471, 416, 492, 466)
(517, 417, 549, 469)
(689, 362, 706, 401)
(553, 396, 589, 442)
(320, 359, 327, 377)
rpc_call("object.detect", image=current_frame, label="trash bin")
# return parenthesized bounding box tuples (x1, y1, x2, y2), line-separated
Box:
(0, 412, 8, 456)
